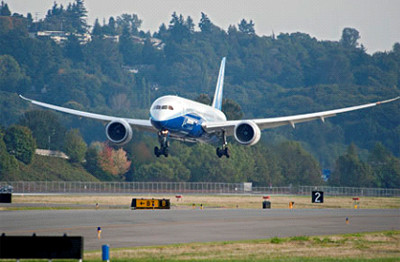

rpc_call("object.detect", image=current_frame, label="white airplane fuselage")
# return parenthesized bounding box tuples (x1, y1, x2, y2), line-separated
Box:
(150, 95, 226, 142)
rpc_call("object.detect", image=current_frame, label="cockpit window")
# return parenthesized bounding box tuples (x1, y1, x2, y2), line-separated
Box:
(153, 105, 174, 110)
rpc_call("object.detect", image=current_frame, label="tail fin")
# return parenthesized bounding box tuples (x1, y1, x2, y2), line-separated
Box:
(211, 57, 226, 110)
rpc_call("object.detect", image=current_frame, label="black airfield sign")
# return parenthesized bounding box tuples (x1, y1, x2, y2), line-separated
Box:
(312, 191, 324, 203)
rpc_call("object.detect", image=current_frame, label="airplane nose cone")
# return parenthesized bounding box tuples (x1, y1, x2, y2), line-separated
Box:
(151, 110, 169, 122)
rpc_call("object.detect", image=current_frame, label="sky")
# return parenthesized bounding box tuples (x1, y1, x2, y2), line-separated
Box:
(7, 0, 400, 54)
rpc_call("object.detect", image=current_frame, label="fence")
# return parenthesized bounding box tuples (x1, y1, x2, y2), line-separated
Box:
(252, 185, 400, 197)
(1, 181, 399, 197)
(0, 181, 249, 194)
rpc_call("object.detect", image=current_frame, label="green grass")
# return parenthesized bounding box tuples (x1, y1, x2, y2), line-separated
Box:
(2, 155, 99, 181)
(81, 230, 400, 261)
(270, 236, 286, 244)
(290, 235, 310, 241)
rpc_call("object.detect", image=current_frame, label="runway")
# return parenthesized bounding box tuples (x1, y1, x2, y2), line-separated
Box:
(0, 208, 399, 250)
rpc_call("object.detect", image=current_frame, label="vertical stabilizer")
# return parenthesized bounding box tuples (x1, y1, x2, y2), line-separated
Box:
(211, 57, 226, 110)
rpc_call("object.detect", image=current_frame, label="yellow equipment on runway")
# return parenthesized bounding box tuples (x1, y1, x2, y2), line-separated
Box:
(131, 198, 170, 210)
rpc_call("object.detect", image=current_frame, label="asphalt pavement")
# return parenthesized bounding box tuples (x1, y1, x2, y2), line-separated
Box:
(0, 208, 399, 250)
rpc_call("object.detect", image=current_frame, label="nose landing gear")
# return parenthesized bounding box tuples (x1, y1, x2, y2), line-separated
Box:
(155, 130, 169, 157)
(216, 146, 229, 158)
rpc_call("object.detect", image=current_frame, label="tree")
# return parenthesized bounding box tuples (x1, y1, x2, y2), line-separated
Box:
(222, 98, 243, 120)
(85, 142, 116, 180)
(340, 27, 360, 48)
(112, 148, 131, 177)
(368, 143, 400, 188)
(0, 1, 11, 16)
(228, 25, 238, 35)
(116, 13, 142, 35)
(106, 17, 117, 35)
(64, 129, 87, 163)
(69, 0, 88, 33)
(19, 110, 66, 150)
(0, 131, 18, 177)
(275, 141, 323, 185)
(199, 12, 212, 33)
(185, 16, 195, 34)
(3, 125, 36, 164)
(92, 18, 102, 36)
(251, 146, 283, 186)
(97, 143, 131, 178)
(393, 43, 400, 55)
(155, 23, 168, 39)
(238, 19, 255, 35)
(0, 55, 29, 93)
(26, 13, 33, 29)
(64, 34, 83, 62)
(136, 161, 174, 181)
(330, 144, 375, 187)
(168, 12, 193, 42)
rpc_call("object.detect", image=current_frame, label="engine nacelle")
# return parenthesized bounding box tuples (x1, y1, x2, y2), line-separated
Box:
(234, 121, 261, 146)
(105, 119, 133, 145)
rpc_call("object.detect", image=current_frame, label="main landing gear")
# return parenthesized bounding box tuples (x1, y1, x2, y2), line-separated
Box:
(216, 131, 230, 158)
(154, 130, 169, 157)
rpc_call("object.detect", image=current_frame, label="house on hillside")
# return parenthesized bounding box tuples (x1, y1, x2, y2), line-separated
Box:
(29, 31, 92, 45)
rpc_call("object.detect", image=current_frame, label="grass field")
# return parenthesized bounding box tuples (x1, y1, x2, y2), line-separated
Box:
(83, 231, 400, 261)
(1, 231, 398, 261)
(6, 194, 400, 210)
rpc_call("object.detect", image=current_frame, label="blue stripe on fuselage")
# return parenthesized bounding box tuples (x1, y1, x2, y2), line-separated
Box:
(150, 114, 205, 138)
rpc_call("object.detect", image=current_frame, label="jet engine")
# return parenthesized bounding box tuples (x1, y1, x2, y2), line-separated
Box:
(105, 120, 133, 145)
(234, 121, 261, 146)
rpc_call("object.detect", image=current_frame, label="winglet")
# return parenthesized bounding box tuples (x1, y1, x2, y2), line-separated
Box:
(376, 96, 400, 105)
(19, 94, 28, 100)
(211, 57, 226, 110)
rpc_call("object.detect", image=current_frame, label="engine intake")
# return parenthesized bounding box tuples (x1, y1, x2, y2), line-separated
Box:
(234, 121, 261, 146)
(105, 120, 133, 145)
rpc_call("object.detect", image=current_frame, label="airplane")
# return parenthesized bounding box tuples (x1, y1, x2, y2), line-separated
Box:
(20, 57, 399, 158)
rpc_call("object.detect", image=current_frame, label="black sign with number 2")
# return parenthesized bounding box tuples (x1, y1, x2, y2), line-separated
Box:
(312, 191, 324, 203)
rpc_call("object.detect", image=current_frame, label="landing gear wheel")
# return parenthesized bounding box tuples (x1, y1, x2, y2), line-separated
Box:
(154, 146, 161, 157)
(216, 147, 223, 158)
(216, 130, 230, 158)
(163, 147, 169, 157)
(216, 147, 229, 158)
(224, 147, 230, 158)
(154, 130, 170, 157)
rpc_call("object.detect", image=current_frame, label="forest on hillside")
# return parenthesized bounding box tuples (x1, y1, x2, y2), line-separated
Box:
(0, 1, 399, 187)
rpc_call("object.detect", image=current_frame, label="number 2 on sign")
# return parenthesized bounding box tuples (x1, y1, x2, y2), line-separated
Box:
(315, 192, 321, 202)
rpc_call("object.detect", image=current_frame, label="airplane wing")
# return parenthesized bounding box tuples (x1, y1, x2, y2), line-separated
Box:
(203, 96, 400, 135)
(19, 95, 156, 132)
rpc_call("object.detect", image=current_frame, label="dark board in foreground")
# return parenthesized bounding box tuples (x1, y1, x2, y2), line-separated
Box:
(0, 235, 83, 259)
(0, 209, 399, 251)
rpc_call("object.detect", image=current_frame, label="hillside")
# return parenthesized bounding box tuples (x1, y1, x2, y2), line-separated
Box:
(1, 154, 99, 181)
(0, 1, 399, 187)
